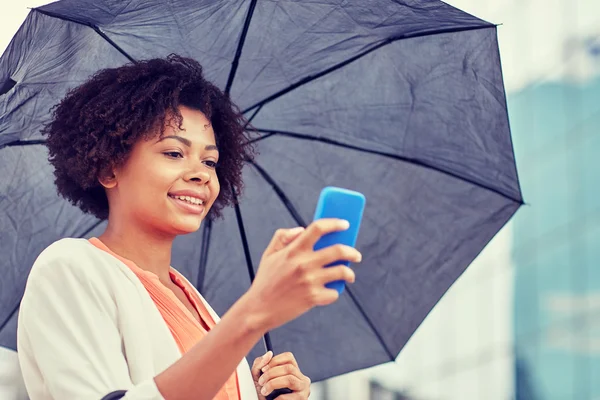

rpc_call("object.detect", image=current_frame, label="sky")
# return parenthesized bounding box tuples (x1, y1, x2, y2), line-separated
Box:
(446, 0, 600, 89)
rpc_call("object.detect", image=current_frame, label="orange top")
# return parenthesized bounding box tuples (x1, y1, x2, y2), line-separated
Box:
(89, 237, 241, 400)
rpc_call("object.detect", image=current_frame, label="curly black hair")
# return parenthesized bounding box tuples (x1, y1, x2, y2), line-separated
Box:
(42, 54, 255, 220)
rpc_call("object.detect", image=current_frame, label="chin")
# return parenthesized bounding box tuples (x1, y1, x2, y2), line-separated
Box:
(171, 218, 204, 235)
(156, 213, 204, 236)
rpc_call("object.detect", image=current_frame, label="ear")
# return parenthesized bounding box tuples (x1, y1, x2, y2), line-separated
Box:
(98, 165, 117, 189)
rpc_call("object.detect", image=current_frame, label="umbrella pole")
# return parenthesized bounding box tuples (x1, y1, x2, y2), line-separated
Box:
(231, 186, 274, 354)
(196, 218, 212, 290)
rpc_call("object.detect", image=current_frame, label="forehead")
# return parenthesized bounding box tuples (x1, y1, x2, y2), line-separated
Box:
(165, 106, 216, 143)
(179, 106, 211, 128)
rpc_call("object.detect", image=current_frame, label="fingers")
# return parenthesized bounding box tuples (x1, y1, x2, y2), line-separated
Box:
(289, 219, 350, 251)
(258, 364, 304, 387)
(260, 375, 307, 397)
(293, 265, 353, 307)
(251, 351, 274, 380)
(316, 265, 356, 285)
(281, 227, 305, 246)
(278, 394, 306, 400)
(263, 227, 305, 257)
(262, 352, 299, 371)
(305, 267, 353, 306)
(264, 222, 362, 271)
(313, 287, 342, 306)
(311, 244, 362, 267)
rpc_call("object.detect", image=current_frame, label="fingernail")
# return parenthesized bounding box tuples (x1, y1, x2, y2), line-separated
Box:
(261, 387, 268, 395)
(262, 365, 270, 372)
(263, 351, 273, 361)
(258, 376, 265, 385)
(289, 227, 304, 234)
(357, 252, 362, 262)
(341, 220, 350, 229)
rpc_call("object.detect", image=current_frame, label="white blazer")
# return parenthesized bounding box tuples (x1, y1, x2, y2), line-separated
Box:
(16, 238, 258, 400)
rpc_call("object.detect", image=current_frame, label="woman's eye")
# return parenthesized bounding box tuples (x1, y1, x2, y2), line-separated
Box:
(204, 160, 218, 168)
(164, 151, 183, 159)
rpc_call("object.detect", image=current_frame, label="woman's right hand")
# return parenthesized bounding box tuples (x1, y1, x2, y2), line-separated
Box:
(245, 218, 362, 332)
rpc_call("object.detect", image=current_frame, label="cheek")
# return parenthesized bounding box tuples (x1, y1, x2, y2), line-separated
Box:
(129, 164, 175, 205)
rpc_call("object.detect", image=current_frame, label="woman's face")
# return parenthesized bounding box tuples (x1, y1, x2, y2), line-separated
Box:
(106, 105, 220, 236)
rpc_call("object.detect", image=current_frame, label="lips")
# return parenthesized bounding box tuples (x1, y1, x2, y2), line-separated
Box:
(168, 194, 204, 205)
(168, 195, 205, 215)
(167, 191, 209, 215)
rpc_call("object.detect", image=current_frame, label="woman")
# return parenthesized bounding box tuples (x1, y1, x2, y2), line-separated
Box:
(16, 55, 361, 400)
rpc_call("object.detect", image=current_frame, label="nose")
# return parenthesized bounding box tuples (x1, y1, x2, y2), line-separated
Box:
(184, 165, 211, 184)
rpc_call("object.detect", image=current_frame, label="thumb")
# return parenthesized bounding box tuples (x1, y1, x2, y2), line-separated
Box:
(263, 227, 304, 257)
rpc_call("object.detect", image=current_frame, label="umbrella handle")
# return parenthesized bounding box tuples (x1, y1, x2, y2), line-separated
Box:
(265, 388, 294, 399)
(259, 370, 293, 399)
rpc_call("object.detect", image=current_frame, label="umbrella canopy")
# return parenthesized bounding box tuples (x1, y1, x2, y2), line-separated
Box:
(0, 0, 522, 382)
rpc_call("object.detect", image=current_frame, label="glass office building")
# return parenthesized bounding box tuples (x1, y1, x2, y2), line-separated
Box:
(512, 61, 600, 400)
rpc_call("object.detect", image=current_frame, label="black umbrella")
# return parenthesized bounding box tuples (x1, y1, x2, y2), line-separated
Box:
(0, 0, 522, 382)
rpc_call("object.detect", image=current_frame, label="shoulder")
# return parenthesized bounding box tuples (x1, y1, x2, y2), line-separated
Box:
(27, 237, 113, 285)
(37, 237, 94, 259)
(21, 238, 123, 317)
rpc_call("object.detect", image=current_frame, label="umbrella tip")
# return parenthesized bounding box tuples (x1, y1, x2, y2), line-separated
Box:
(0, 78, 16, 96)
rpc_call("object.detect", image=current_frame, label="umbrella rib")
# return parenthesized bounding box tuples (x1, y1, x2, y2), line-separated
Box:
(344, 287, 396, 361)
(247, 160, 307, 227)
(231, 185, 276, 353)
(231, 186, 256, 282)
(241, 24, 495, 114)
(33, 8, 136, 63)
(0, 139, 47, 150)
(253, 129, 523, 205)
(246, 161, 396, 360)
(246, 104, 263, 126)
(196, 218, 213, 291)
(242, 104, 263, 131)
(224, 0, 258, 95)
(248, 132, 275, 144)
(245, 163, 394, 359)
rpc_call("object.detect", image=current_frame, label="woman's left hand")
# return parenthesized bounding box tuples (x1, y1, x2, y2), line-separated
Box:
(251, 351, 311, 399)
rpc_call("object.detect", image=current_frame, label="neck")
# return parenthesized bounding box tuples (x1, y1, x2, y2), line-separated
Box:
(98, 214, 175, 286)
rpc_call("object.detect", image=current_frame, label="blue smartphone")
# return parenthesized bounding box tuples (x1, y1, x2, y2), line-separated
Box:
(312, 187, 366, 294)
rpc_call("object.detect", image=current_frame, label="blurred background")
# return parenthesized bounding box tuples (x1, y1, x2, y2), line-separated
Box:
(1, 1, 599, 399)
(307, 0, 600, 399)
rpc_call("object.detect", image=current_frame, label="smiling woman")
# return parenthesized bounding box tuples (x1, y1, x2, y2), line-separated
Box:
(97, 105, 222, 239)
(42, 55, 251, 222)
(16, 54, 358, 400)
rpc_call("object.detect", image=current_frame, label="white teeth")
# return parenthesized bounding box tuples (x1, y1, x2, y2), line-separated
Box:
(171, 195, 204, 205)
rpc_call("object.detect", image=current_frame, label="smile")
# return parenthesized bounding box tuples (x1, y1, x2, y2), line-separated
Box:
(168, 194, 204, 205)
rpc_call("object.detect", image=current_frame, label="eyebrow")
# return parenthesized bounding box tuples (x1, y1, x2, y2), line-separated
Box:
(159, 135, 218, 151)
